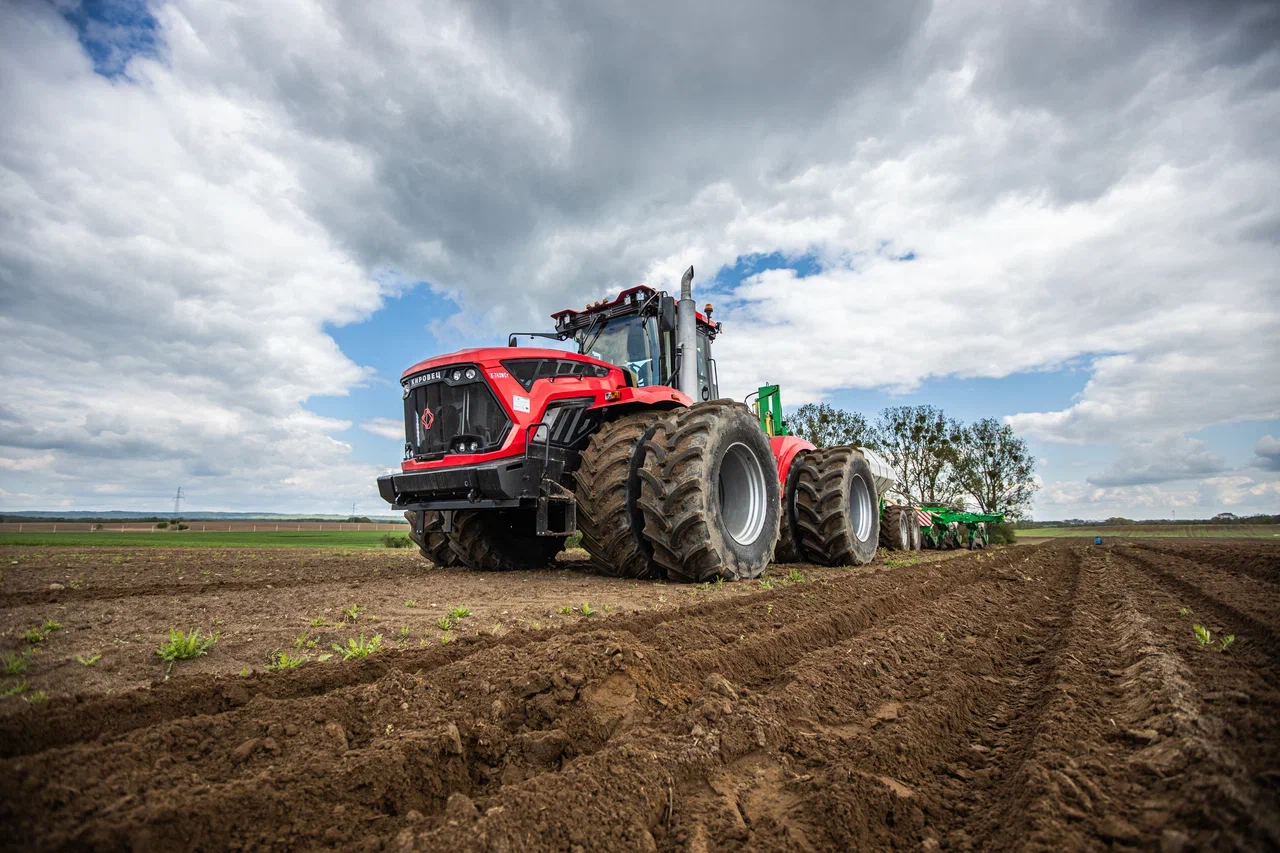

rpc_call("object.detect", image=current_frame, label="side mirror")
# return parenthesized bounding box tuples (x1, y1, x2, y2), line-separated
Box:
(658, 295, 677, 332)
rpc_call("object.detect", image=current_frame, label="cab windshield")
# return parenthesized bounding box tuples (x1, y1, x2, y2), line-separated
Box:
(577, 314, 660, 387)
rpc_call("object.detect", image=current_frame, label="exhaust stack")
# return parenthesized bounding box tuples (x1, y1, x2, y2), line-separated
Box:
(676, 266, 698, 398)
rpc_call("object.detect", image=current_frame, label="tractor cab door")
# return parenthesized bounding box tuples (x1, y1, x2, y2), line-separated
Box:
(696, 329, 718, 402)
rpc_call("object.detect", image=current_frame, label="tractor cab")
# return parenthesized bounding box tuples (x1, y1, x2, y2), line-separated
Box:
(539, 285, 721, 401)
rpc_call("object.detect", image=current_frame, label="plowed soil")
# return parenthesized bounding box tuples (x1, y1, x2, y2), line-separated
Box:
(1, 540, 1277, 851)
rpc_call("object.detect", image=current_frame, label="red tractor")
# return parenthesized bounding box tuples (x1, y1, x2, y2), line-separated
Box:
(377, 267, 889, 581)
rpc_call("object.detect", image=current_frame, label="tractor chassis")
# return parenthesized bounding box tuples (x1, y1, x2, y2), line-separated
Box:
(379, 423, 577, 537)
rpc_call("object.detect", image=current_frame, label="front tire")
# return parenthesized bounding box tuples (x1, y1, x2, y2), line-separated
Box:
(793, 447, 880, 566)
(573, 412, 666, 579)
(637, 402, 780, 582)
(404, 510, 459, 567)
(451, 509, 565, 571)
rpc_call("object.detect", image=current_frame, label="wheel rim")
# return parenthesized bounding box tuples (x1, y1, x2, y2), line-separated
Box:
(719, 442, 768, 546)
(849, 473, 873, 543)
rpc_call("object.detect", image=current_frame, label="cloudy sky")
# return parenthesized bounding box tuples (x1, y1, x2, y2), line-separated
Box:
(1, 0, 1277, 519)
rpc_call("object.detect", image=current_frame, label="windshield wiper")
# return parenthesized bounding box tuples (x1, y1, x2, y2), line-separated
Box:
(579, 313, 608, 356)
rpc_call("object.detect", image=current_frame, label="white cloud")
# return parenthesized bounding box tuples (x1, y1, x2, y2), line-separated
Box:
(1, 0, 1277, 516)
(1253, 435, 1280, 472)
(1087, 436, 1225, 487)
(360, 418, 405, 441)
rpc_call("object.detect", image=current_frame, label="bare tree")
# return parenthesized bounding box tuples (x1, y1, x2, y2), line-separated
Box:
(954, 418, 1038, 519)
(789, 402, 873, 448)
(873, 405, 964, 506)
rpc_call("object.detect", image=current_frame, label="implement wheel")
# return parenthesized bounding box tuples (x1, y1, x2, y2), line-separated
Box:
(451, 509, 565, 571)
(909, 510, 923, 551)
(404, 510, 459, 568)
(573, 411, 666, 579)
(879, 505, 912, 551)
(794, 447, 880, 566)
(638, 401, 780, 583)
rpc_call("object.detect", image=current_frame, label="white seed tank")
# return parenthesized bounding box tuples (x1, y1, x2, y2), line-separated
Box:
(856, 447, 897, 498)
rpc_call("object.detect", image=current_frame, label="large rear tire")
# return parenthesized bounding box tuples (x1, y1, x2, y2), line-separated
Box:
(793, 447, 879, 566)
(909, 509, 923, 551)
(573, 412, 666, 579)
(451, 509, 565, 571)
(404, 510, 460, 567)
(773, 452, 809, 564)
(637, 401, 780, 583)
(879, 505, 912, 551)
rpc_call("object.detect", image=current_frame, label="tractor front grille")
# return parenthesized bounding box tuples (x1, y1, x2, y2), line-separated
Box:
(402, 366, 511, 459)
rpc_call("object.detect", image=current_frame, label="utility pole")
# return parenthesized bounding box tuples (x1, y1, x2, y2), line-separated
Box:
(173, 486, 184, 519)
(352, 501, 357, 519)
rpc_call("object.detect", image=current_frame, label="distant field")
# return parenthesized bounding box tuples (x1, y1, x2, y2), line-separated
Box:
(1017, 524, 1280, 539)
(0, 530, 409, 549)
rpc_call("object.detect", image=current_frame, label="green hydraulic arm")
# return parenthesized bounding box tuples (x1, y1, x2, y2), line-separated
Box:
(755, 384, 789, 437)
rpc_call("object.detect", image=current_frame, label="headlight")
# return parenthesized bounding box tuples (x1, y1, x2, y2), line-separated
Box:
(465, 368, 477, 380)
(469, 440, 480, 451)
(452, 370, 463, 381)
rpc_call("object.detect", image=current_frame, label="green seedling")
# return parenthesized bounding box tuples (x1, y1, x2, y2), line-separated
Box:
(341, 604, 363, 623)
(2, 680, 28, 698)
(1178, 607, 1189, 617)
(316, 653, 334, 663)
(75, 652, 102, 666)
(156, 628, 219, 665)
(23, 628, 45, 644)
(24, 690, 48, 705)
(786, 569, 807, 584)
(240, 668, 250, 677)
(293, 632, 309, 651)
(557, 606, 572, 615)
(310, 616, 326, 627)
(436, 616, 454, 631)
(1193, 624, 1212, 646)
(333, 634, 381, 660)
(758, 578, 774, 590)
(580, 602, 597, 616)
(440, 633, 454, 645)
(1218, 634, 1236, 653)
(68, 579, 83, 589)
(265, 650, 305, 672)
(404, 600, 418, 608)
(398, 626, 411, 640)
(447, 606, 471, 620)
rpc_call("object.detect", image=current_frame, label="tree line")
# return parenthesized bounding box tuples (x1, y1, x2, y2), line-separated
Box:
(788, 403, 1038, 520)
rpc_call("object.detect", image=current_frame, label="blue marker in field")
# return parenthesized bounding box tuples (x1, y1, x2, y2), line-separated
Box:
(1095, 536, 1103, 545)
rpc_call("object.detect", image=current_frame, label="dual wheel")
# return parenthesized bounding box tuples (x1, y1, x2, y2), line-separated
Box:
(408, 401, 884, 581)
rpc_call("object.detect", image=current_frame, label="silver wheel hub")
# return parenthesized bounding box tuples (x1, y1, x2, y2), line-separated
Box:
(849, 474, 872, 542)
(719, 442, 768, 546)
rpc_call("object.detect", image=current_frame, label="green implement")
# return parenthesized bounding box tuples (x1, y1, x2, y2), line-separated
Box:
(918, 506, 1004, 550)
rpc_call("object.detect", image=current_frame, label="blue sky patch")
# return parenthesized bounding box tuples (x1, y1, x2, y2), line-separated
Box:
(58, 0, 160, 78)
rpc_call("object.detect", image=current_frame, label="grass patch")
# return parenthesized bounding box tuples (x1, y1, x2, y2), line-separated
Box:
(1, 680, 28, 697)
(156, 628, 218, 665)
(333, 634, 382, 660)
(0, 530, 412, 549)
(265, 650, 305, 672)
(381, 533, 413, 549)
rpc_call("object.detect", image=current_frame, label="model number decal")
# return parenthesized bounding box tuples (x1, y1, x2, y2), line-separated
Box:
(488, 371, 508, 380)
